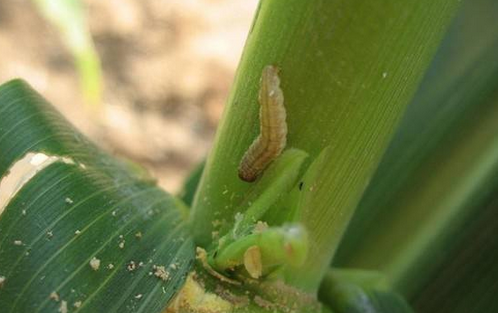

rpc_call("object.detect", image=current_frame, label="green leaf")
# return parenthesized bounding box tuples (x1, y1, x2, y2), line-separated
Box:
(334, 0, 498, 299)
(190, 0, 460, 292)
(411, 191, 498, 312)
(0, 80, 195, 313)
(319, 269, 413, 313)
(229, 148, 308, 236)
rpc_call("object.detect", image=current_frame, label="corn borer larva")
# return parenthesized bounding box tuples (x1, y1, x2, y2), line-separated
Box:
(238, 65, 287, 182)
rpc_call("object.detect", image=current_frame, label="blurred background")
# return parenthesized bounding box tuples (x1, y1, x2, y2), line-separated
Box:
(0, 0, 258, 192)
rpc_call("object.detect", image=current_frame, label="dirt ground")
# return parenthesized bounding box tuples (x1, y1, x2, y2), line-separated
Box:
(0, 0, 257, 193)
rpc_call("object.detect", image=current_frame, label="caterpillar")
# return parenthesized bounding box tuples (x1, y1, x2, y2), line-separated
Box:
(238, 65, 287, 182)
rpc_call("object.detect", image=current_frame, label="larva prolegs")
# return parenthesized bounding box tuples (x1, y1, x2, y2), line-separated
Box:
(238, 65, 287, 182)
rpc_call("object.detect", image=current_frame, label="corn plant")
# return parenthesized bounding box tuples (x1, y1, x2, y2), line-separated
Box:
(1, 0, 496, 312)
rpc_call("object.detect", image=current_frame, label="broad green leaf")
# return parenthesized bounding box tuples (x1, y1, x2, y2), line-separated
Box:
(411, 190, 498, 312)
(0, 80, 194, 313)
(190, 0, 460, 292)
(334, 0, 498, 300)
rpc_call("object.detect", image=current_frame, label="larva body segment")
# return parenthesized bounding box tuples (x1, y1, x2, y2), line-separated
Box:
(238, 65, 287, 182)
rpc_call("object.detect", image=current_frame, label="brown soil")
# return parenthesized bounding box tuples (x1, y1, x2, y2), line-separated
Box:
(0, 0, 257, 192)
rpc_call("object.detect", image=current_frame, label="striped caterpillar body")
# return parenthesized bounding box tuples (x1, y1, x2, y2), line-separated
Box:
(238, 65, 287, 182)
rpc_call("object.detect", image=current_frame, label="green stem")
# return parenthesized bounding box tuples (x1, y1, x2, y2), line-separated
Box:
(191, 0, 461, 293)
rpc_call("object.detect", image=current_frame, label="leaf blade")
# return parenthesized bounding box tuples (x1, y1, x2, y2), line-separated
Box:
(0, 80, 194, 313)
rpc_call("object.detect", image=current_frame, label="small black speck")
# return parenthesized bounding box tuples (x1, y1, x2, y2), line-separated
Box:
(298, 182, 304, 190)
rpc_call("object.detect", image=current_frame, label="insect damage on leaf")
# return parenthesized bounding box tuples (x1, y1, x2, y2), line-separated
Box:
(243, 245, 263, 279)
(166, 272, 233, 313)
(0, 152, 78, 216)
(238, 65, 287, 182)
(89, 257, 101, 271)
(208, 224, 309, 281)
